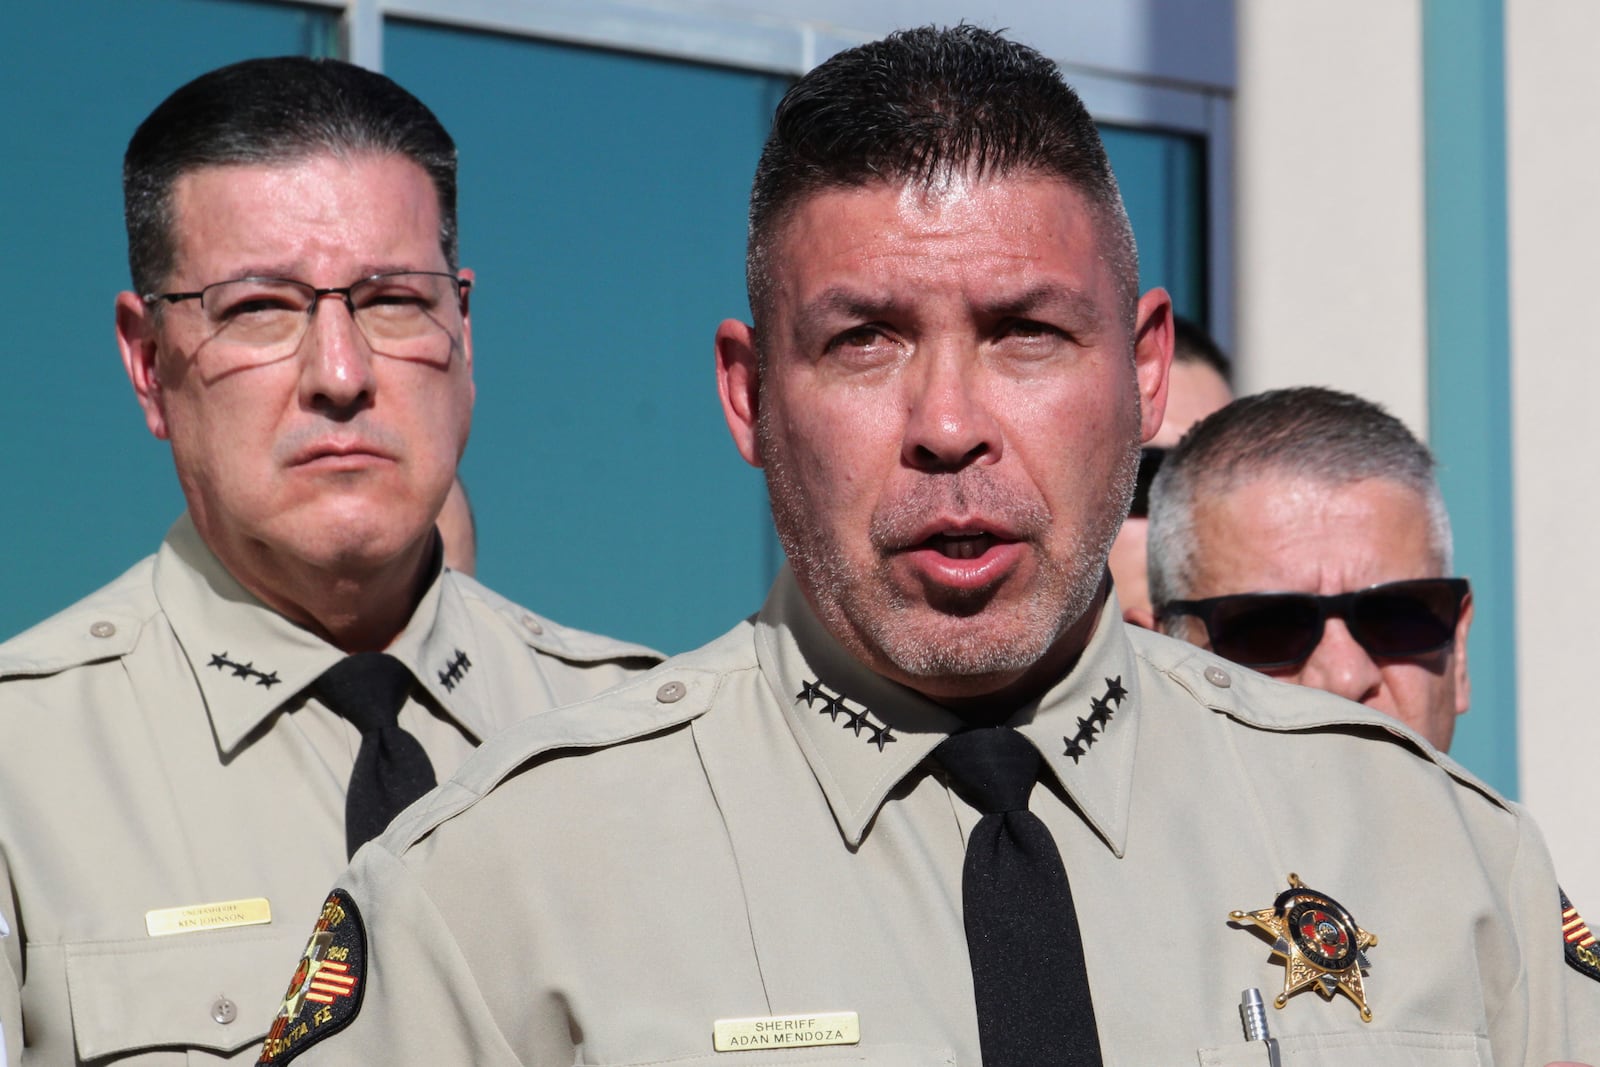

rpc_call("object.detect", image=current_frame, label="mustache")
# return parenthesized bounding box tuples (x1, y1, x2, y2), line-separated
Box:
(272, 419, 406, 465)
(869, 471, 1050, 550)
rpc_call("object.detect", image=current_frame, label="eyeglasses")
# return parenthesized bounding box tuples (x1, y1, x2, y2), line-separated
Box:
(1128, 447, 1165, 518)
(1160, 577, 1470, 670)
(144, 271, 470, 365)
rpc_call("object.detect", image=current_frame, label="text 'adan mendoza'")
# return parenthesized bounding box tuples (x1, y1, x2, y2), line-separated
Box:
(0, 58, 659, 1066)
(268, 27, 1599, 1067)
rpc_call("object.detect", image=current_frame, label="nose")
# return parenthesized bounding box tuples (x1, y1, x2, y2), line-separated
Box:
(901, 347, 1001, 472)
(1295, 618, 1384, 707)
(297, 293, 375, 417)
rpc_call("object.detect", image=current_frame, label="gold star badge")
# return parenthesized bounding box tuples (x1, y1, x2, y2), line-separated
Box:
(1230, 873, 1378, 1021)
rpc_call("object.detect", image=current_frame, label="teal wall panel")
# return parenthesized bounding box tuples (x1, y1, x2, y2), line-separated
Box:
(1, 0, 335, 640)
(1422, 0, 1517, 795)
(385, 22, 787, 653)
(1101, 125, 1208, 324)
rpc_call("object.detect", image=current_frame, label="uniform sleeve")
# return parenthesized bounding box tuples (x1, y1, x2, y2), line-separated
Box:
(1, 846, 21, 1067)
(1494, 803, 1600, 1065)
(260, 846, 524, 1067)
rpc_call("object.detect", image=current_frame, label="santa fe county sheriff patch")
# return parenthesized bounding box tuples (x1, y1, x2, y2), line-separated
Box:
(1562, 889, 1600, 983)
(258, 889, 367, 1064)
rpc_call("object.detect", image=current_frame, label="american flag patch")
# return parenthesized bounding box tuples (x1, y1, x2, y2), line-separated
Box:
(1561, 889, 1600, 984)
(305, 961, 357, 1004)
(1563, 900, 1596, 947)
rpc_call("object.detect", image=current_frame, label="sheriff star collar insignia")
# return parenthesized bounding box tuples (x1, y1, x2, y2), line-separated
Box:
(1230, 873, 1378, 1021)
(796, 680, 898, 752)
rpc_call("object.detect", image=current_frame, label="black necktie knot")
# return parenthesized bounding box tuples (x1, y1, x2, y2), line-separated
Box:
(312, 652, 436, 857)
(935, 726, 1042, 813)
(313, 652, 413, 734)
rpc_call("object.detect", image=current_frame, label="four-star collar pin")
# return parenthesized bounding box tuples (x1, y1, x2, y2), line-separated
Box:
(1230, 873, 1378, 1021)
(796, 679, 897, 751)
(437, 648, 472, 691)
(1062, 676, 1128, 764)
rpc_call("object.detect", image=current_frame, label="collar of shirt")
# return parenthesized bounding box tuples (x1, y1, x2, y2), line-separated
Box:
(754, 568, 1141, 856)
(153, 515, 498, 755)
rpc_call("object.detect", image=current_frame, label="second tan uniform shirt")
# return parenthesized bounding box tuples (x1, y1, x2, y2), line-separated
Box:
(280, 570, 1599, 1065)
(0, 516, 661, 1065)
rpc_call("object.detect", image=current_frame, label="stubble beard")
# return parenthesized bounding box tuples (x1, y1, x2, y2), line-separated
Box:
(761, 415, 1140, 687)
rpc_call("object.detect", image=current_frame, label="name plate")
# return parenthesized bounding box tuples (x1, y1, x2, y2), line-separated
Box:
(713, 1011, 859, 1052)
(146, 897, 271, 937)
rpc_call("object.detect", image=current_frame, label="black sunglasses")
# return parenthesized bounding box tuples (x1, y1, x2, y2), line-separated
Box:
(1128, 447, 1166, 518)
(1160, 577, 1471, 670)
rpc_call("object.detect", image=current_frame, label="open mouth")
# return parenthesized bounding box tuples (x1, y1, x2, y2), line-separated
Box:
(926, 531, 999, 559)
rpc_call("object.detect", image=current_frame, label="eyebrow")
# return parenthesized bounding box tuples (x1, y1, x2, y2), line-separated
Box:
(980, 283, 1105, 333)
(798, 286, 897, 322)
(791, 282, 1106, 343)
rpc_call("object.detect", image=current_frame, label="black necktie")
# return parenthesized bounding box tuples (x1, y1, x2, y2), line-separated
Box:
(936, 726, 1103, 1066)
(312, 653, 437, 858)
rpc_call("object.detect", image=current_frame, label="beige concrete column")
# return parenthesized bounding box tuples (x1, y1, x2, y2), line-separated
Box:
(1506, 0, 1600, 911)
(1233, 0, 1429, 435)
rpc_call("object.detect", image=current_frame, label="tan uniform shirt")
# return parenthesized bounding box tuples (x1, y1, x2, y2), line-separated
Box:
(283, 570, 1600, 1066)
(0, 516, 661, 1065)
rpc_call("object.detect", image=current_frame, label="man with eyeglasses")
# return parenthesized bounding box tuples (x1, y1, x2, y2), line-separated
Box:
(0, 58, 658, 1065)
(1106, 316, 1233, 626)
(1145, 386, 1471, 752)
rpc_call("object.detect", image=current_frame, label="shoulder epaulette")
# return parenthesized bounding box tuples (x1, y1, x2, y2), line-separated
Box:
(0, 558, 156, 681)
(448, 572, 664, 666)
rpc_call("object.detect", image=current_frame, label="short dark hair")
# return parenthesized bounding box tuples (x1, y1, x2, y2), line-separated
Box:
(745, 24, 1137, 329)
(1173, 315, 1232, 383)
(1146, 386, 1451, 613)
(124, 56, 459, 295)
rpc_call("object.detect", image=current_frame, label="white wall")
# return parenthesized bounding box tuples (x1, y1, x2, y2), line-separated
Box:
(1232, 0, 1429, 435)
(1506, 0, 1600, 911)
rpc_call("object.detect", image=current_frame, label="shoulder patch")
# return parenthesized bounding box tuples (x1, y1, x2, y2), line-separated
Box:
(1562, 889, 1600, 983)
(259, 889, 367, 1064)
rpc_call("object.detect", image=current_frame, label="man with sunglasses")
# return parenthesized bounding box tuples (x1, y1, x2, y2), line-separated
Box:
(1107, 316, 1233, 625)
(1144, 386, 1471, 752)
(0, 58, 659, 1065)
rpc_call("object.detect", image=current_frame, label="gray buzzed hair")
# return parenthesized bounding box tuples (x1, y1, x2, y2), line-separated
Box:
(1146, 386, 1453, 614)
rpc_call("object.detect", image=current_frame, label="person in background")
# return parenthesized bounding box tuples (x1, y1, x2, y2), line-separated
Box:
(0, 57, 658, 1066)
(269, 27, 1596, 1067)
(1107, 315, 1232, 624)
(1143, 385, 1470, 752)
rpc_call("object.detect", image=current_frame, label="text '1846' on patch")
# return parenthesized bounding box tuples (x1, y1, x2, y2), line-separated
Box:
(713, 1011, 860, 1052)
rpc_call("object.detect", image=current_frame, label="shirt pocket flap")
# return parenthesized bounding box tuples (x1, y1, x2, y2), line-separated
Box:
(64, 927, 304, 1061)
